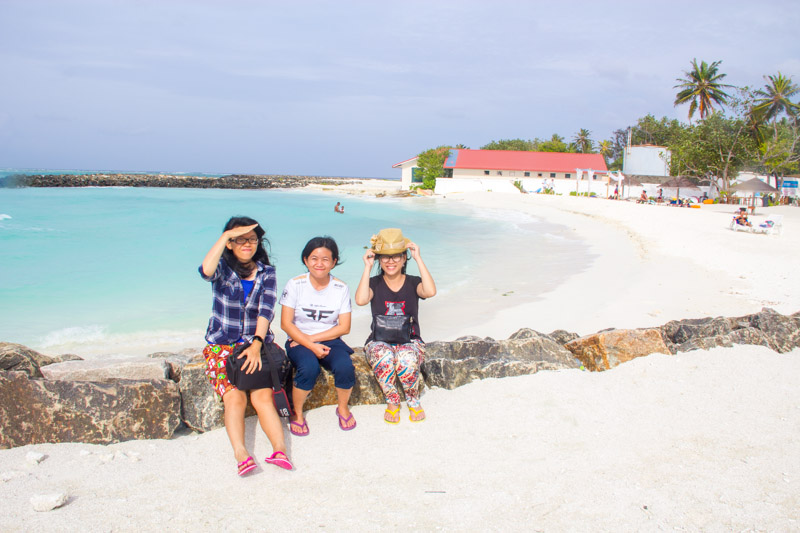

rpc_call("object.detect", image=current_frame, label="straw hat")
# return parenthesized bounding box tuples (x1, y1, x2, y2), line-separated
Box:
(370, 228, 410, 255)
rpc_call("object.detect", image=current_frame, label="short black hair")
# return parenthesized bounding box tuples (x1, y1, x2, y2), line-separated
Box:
(301, 236, 341, 266)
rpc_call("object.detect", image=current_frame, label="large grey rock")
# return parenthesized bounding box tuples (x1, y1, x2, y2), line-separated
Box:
(0, 372, 181, 448)
(661, 308, 800, 354)
(0, 343, 58, 378)
(546, 329, 581, 346)
(39, 359, 169, 382)
(674, 327, 771, 353)
(745, 307, 800, 353)
(305, 349, 389, 411)
(148, 351, 202, 382)
(423, 355, 540, 390)
(660, 316, 738, 353)
(177, 359, 225, 432)
(422, 329, 580, 388)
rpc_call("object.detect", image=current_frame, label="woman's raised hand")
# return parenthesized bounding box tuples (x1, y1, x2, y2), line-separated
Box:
(363, 249, 375, 268)
(408, 241, 421, 262)
(225, 223, 258, 239)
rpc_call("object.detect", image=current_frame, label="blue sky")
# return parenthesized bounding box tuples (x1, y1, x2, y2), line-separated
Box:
(1, 0, 798, 178)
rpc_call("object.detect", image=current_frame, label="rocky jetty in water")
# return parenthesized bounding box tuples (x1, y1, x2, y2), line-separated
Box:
(0, 173, 362, 189)
(1, 308, 798, 448)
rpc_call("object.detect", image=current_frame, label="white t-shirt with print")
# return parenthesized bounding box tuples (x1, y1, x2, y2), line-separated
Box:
(279, 273, 352, 337)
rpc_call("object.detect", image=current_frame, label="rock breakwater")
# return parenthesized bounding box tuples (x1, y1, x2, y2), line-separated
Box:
(1, 308, 798, 448)
(0, 173, 360, 189)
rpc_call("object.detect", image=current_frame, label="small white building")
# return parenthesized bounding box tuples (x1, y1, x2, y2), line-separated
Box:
(623, 145, 670, 176)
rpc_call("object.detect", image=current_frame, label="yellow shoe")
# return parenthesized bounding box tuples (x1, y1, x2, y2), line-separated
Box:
(384, 407, 400, 424)
(409, 406, 426, 422)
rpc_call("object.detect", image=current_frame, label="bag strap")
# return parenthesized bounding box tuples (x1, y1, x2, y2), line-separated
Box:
(261, 343, 283, 393)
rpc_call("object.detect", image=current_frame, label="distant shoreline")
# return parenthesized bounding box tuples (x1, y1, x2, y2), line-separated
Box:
(0, 173, 392, 189)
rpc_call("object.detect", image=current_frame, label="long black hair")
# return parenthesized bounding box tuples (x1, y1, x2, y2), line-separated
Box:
(222, 216, 271, 278)
(301, 236, 341, 267)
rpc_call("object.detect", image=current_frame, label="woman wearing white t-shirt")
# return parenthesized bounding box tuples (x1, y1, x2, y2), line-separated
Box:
(280, 236, 356, 436)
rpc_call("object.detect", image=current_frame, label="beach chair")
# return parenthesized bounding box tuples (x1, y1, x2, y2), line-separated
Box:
(753, 214, 783, 235)
(730, 216, 752, 232)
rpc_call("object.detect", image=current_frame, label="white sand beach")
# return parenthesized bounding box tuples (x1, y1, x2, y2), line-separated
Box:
(311, 183, 800, 346)
(2, 190, 799, 531)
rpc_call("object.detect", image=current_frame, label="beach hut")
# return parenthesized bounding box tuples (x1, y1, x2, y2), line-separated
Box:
(658, 176, 700, 201)
(730, 178, 778, 214)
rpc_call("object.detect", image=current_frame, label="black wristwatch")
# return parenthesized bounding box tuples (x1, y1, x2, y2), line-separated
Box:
(252, 335, 264, 345)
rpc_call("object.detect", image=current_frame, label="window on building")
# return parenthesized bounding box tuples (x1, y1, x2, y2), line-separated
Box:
(537, 173, 543, 177)
(411, 167, 423, 183)
(550, 173, 556, 178)
(524, 172, 530, 177)
(484, 170, 490, 175)
(565, 173, 571, 179)
(497, 171, 503, 176)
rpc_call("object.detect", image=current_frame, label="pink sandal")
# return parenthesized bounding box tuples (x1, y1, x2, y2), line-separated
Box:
(237, 456, 257, 476)
(336, 408, 357, 431)
(265, 451, 293, 470)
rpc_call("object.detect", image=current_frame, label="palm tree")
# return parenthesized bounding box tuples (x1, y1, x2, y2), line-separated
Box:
(598, 140, 612, 161)
(751, 73, 800, 190)
(674, 59, 733, 121)
(573, 129, 593, 153)
(752, 72, 800, 125)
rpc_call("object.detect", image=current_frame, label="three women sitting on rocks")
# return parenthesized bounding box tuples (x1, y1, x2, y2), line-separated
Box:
(200, 224, 436, 476)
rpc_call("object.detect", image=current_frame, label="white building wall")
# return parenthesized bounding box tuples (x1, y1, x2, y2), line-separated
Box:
(396, 160, 418, 189)
(435, 178, 520, 194)
(452, 168, 578, 180)
(623, 145, 671, 176)
(435, 177, 612, 196)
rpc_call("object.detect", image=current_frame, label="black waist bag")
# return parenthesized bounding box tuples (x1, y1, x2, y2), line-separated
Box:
(226, 341, 290, 392)
(372, 314, 414, 344)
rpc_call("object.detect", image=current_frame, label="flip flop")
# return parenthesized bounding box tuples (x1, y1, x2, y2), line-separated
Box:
(265, 451, 293, 471)
(289, 419, 309, 436)
(384, 406, 400, 425)
(409, 406, 426, 423)
(237, 456, 257, 476)
(336, 408, 357, 431)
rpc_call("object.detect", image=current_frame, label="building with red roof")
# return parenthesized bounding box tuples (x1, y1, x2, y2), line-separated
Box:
(393, 149, 609, 193)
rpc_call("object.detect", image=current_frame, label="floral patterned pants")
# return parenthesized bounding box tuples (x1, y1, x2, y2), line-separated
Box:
(364, 340, 425, 408)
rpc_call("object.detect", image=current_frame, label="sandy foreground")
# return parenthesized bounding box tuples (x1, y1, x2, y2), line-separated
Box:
(3, 186, 799, 531)
(2, 345, 798, 531)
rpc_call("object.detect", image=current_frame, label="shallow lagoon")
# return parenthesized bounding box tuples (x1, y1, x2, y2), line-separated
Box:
(0, 187, 587, 357)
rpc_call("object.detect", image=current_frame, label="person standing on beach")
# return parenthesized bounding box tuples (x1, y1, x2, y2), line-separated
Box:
(355, 228, 436, 424)
(279, 236, 356, 436)
(199, 216, 292, 475)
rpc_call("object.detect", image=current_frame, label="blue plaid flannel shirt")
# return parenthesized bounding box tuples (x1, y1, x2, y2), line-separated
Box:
(200, 258, 277, 345)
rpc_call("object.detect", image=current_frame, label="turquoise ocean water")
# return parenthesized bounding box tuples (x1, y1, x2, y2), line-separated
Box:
(0, 174, 587, 358)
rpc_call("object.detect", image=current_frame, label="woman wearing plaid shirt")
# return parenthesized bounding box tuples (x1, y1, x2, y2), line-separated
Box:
(200, 216, 292, 475)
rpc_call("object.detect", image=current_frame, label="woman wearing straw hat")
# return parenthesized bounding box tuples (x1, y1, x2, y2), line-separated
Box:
(354, 228, 437, 423)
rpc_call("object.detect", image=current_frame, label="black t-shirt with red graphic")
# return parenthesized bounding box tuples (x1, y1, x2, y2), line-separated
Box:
(367, 274, 423, 343)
